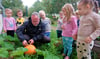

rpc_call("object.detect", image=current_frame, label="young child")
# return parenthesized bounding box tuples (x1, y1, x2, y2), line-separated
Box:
(3, 8, 16, 37)
(61, 3, 77, 59)
(39, 10, 51, 38)
(16, 10, 24, 27)
(56, 11, 63, 39)
(76, 0, 100, 59)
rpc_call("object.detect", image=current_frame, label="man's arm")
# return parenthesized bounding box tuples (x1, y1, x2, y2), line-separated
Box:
(32, 23, 50, 42)
(16, 22, 28, 42)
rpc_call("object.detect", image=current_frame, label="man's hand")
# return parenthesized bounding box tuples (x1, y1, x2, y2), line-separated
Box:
(22, 40, 28, 46)
(84, 37, 92, 44)
(28, 39, 34, 45)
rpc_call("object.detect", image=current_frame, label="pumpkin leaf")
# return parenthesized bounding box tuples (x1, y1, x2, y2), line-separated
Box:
(1, 42, 15, 50)
(0, 37, 5, 45)
(0, 48, 9, 58)
(4, 35, 18, 42)
(10, 47, 28, 57)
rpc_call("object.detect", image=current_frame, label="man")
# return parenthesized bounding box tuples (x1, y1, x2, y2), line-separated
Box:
(16, 12, 50, 46)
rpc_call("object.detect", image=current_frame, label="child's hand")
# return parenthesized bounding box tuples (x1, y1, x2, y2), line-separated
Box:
(4, 30, 7, 33)
(72, 34, 77, 40)
(84, 37, 92, 43)
(61, 24, 65, 30)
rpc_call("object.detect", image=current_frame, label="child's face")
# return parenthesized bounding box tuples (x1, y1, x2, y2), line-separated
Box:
(62, 8, 67, 16)
(5, 10, 12, 17)
(59, 12, 63, 19)
(17, 12, 23, 18)
(77, 3, 89, 15)
(39, 13, 46, 19)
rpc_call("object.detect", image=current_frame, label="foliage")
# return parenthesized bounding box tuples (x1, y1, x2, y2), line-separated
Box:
(0, 48, 9, 58)
(11, 47, 28, 57)
(28, 0, 79, 16)
(41, 0, 79, 14)
(0, 30, 63, 59)
(0, 30, 98, 59)
(28, 1, 45, 16)
(2, 0, 25, 16)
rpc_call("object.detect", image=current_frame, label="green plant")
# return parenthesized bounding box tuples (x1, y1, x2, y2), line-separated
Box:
(0, 30, 98, 59)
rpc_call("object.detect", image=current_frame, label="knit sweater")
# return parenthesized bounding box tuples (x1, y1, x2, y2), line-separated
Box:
(78, 12, 100, 40)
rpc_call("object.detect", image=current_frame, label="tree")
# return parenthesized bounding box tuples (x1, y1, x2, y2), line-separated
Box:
(42, 0, 79, 14)
(2, 0, 24, 16)
(29, 0, 79, 16)
(28, 0, 45, 16)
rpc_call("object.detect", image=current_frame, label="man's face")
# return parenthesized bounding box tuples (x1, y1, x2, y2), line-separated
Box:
(31, 15, 40, 26)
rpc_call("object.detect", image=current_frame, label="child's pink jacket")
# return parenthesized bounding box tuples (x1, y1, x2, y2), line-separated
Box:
(3, 17, 16, 31)
(62, 16, 77, 37)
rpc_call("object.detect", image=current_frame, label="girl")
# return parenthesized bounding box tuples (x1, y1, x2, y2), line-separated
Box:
(77, 0, 100, 59)
(3, 8, 16, 37)
(16, 10, 24, 28)
(56, 11, 63, 39)
(61, 3, 77, 59)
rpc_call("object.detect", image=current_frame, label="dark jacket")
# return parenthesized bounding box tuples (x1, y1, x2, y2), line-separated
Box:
(16, 17, 49, 42)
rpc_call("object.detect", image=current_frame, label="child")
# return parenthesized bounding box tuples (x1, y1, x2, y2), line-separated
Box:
(3, 8, 16, 37)
(39, 10, 51, 38)
(16, 10, 24, 27)
(77, 0, 100, 59)
(56, 11, 63, 39)
(61, 3, 77, 59)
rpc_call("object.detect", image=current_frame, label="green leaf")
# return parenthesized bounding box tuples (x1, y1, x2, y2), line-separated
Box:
(0, 38, 5, 45)
(10, 47, 28, 57)
(0, 48, 9, 58)
(1, 42, 15, 50)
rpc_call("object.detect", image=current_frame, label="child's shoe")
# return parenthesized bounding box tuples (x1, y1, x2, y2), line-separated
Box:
(62, 53, 65, 56)
(64, 56, 69, 59)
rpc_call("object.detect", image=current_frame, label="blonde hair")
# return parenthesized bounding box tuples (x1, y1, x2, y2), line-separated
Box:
(62, 3, 74, 21)
(78, 0, 94, 9)
(39, 10, 46, 16)
(5, 8, 12, 13)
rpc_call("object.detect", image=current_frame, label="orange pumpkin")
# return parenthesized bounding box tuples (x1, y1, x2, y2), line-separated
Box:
(24, 45, 36, 55)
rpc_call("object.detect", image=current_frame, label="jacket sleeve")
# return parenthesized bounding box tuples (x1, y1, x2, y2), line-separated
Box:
(72, 16, 78, 36)
(32, 23, 50, 42)
(16, 22, 28, 42)
(90, 14, 100, 40)
(3, 18, 7, 31)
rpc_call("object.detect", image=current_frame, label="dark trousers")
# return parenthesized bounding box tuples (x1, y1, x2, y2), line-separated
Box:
(7, 30, 14, 37)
